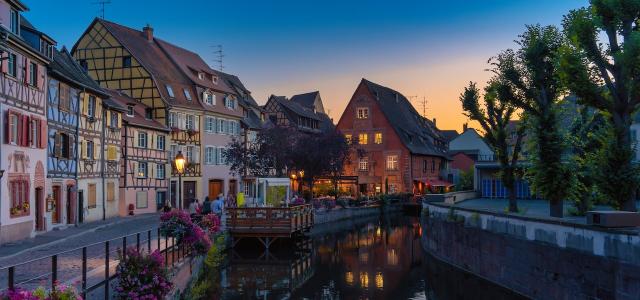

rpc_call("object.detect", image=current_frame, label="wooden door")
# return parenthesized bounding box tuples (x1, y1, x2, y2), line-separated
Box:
(183, 181, 196, 209)
(52, 186, 60, 224)
(209, 180, 223, 200)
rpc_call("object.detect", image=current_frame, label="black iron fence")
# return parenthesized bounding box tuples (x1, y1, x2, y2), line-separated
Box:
(0, 228, 190, 299)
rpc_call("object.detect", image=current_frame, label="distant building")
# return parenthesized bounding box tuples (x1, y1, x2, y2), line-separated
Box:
(263, 91, 333, 133)
(336, 79, 450, 195)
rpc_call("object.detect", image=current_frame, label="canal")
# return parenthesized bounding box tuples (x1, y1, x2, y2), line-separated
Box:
(183, 212, 528, 299)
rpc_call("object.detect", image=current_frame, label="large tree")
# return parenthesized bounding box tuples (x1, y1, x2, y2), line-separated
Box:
(493, 25, 572, 218)
(559, 0, 640, 211)
(461, 81, 525, 213)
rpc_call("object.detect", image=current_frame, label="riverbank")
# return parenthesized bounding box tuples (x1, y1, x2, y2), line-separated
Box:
(422, 202, 640, 299)
(313, 204, 403, 225)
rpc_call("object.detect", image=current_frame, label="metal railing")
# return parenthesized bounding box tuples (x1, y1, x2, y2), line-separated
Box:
(0, 227, 190, 299)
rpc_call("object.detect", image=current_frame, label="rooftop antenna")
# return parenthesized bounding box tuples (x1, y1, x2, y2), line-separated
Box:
(421, 95, 428, 118)
(92, 0, 111, 19)
(211, 44, 224, 71)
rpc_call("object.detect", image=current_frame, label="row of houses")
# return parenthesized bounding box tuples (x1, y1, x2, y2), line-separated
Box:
(0, 0, 298, 243)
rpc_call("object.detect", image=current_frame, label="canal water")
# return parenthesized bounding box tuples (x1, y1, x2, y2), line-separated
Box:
(185, 212, 527, 299)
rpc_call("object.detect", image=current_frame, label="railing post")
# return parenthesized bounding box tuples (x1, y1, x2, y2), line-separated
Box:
(164, 235, 169, 267)
(122, 236, 127, 257)
(136, 232, 141, 252)
(82, 247, 87, 299)
(8, 266, 14, 290)
(51, 255, 57, 289)
(171, 237, 175, 267)
(147, 230, 152, 253)
(157, 228, 161, 252)
(105, 241, 110, 300)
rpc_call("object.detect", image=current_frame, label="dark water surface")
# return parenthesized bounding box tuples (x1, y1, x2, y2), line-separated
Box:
(197, 213, 527, 299)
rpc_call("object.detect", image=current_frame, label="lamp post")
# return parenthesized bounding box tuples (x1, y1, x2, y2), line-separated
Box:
(174, 151, 186, 209)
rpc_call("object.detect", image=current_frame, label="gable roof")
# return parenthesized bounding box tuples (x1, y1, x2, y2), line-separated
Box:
(440, 130, 459, 141)
(105, 89, 170, 132)
(290, 91, 319, 109)
(86, 19, 202, 110)
(361, 79, 448, 158)
(49, 47, 109, 98)
(218, 71, 261, 109)
(269, 95, 322, 121)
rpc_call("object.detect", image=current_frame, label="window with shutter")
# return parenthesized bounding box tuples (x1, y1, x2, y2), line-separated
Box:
(106, 182, 115, 202)
(54, 133, 62, 157)
(88, 184, 97, 208)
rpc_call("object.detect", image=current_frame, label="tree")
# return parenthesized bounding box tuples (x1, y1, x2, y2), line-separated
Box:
(457, 168, 474, 191)
(559, 1, 640, 211)
(460, 81, 525, 213)
(494, 25, 572, 217)
(320, 130, 351, 199)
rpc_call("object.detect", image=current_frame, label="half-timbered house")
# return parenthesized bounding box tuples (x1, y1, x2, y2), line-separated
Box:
(0, 1, 52, 242)
(101, 96, 126, 218)
(263, 92, 333, 134)
(72, 20, 203, 209)
(107, 90, 169, 215)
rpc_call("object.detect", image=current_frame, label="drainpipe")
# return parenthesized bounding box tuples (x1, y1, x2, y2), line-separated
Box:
(74, 89, 82, 226)
(100, 103, 106, 220)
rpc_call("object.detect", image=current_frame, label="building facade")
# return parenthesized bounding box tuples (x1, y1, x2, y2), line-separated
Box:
(0, 1, 51, 242)
(108, 90, 169, 215)
(336, 79, 450, 195)
(263, 91, 333, 134)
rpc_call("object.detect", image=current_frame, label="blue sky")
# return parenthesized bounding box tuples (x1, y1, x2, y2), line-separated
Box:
(23, 0, 586, 130)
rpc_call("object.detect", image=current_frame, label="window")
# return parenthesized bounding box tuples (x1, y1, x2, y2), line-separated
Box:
(107, 145, 117, 160)
(136, 191, 148, 208)
(186, 146, 194, 163)
(168, 112, 177, 128)
(87, 96, 96, 118)
(86, 184, 97, 208)
(357, 107, 369, 119)
(126, 105, 134, 117)
(217, 118, 224, 133)
(30, 118, 38, 148)
(8, 113, 18, 144)
(156, 135, 165, 150)
(225, 97, 235, 109)
(138, 162, 148, 178)
(386, 155, 398, 170)
(8, 179, 29, 217)
(106, 182, 115, 202)
(144, 108, 152, 119)
(358, 133, 368, 145)
(205, 146, 215, 165)
(205, 117, 215, 132)
(345, 134, 352, 145)
(29, 62, 37, 86)
(212, 76, 218, 84)
(217, 147, 224, 165)
(8, 53, 16, 77)
(358, 157, 369, 171)
(156, 164, 165, 179)
(10, 9, 18, 34)
(166, 85, 175, 98)
(110, 111, 119, 128)
(79, 59, 88, 71)
(122, 56, 132, 68)
(56, 133, 71, 159)
(374, 132, 382, 144)
(183, 89, 192, 101)
(432, 160, 436, 172)
(86, 141, 94, 159)
(138, 132, 148, 148)
(198, 72, 205, 80)
(186, 115, 195, 130)
(169, 145, 178, 161)
(204, 92, 215, 105)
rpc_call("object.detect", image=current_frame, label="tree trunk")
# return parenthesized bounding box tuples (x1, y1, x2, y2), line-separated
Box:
(507, 186, 518, 213)
(550, 198, 563, 218)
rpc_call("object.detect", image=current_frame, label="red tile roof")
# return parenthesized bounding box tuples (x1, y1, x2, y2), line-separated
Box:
(104, 89, 170, 132)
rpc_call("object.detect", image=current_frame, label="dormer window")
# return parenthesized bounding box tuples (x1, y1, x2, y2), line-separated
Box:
(212, 76, 218, 84)
(166, 85, 175, 98)
(198, 72, 205, 80)
(127, 105, 134, 117)
(183, 89, 192, 101)
(145, 108, 152, 119)
(204, 92, 215, 105)
(10, 9, 19, 34)
(79, 59, 88, 71)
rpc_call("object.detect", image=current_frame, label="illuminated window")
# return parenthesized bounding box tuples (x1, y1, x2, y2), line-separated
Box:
(358, 157, 369, 171)
(356, 107, 369, 119)
(386, 155, 398, 170)
(358, 133, 368, 145)
(345, 134, 352, 145)
(137, 162, 148, 178)
(374, 132, 382, 144)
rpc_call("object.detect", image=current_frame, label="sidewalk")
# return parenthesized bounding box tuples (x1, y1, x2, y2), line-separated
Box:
(0, 213, 160, 265)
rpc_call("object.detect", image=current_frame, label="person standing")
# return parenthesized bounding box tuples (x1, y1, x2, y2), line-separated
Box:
(188, 199, 197, 216)
(202, 196, 212, 215)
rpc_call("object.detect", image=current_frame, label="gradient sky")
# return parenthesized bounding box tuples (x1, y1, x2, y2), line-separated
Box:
(23, 0, 586, 131)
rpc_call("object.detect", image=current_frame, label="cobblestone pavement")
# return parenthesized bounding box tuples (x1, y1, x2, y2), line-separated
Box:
(0, 213, 166, 293)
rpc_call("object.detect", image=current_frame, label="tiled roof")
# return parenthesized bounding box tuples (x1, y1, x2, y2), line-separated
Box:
(270, 95, 321, 121)
(290, 91, 319, 110)
(49, 47, 108, 97)
(218, 71, 261, 109)
(96, 19, 202, 110)
(104, 89, 170, 132)
(440, 130, 459, 141)
(361, 79, 448, 158)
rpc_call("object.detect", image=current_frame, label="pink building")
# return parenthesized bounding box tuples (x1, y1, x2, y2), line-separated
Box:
(108, 90, 170, 215)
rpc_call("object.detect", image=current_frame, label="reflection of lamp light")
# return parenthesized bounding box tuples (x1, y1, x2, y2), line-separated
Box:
(376, 227, 381, 237)
(299, 170, 304, 178)
(346, 271, 354, 286)
(359, 272, 369, 288)
(291, 173, 297, 179)
(375, 272, 384, 289)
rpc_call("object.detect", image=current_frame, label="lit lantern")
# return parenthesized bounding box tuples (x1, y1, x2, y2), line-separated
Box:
(174, 151, 186, 175)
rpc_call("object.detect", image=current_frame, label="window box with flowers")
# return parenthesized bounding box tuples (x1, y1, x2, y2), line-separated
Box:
(9, 179, 30, 218)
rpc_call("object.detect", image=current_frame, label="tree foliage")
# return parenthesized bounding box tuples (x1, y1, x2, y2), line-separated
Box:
(460, 81, 525, 212)
(559, 0, 640, 211)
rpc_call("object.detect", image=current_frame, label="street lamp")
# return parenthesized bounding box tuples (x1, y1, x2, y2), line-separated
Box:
(174, 151, 186, 209)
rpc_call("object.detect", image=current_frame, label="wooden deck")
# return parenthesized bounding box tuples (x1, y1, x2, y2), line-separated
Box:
(226, 204, 314, 248)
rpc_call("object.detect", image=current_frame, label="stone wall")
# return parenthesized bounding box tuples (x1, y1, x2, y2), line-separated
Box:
(443, 191, 478, 204)
(314, 205, 402, 225)
(422, 203, 640, 299)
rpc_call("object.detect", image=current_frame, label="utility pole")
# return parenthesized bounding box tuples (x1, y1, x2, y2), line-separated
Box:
(92, 0, 111, 19)
(211, 45, 224, 71)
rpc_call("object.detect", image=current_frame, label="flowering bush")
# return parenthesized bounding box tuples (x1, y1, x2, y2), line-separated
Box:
(200, 214, 221, 233)
(115, 248, 172, 300)
(0, 284, 82, 300)
(187, 226, 212, 255)
(0, 288, 39, 300)
(159, 210, 193, 244)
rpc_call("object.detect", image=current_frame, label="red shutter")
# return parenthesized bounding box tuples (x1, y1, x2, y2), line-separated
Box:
(1, 52, 7, 74)
(40, 118, 47, 149)
(22, 115, 29, 147)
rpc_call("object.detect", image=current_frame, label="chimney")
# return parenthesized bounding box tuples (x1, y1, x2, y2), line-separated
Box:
(432, 118, 437, 127)
(463, 122, 468, 132)
(143, 24, 153, 42)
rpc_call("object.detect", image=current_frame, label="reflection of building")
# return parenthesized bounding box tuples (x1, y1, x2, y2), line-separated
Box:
(0, 2, 53, 242)
(336, 79, 450, 195)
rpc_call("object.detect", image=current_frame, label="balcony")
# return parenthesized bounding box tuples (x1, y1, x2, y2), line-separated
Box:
(170, 128, 201, 145)
(172, 162, 201, 177)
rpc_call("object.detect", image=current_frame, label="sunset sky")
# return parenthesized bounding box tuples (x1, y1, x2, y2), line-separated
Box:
(24, 0, 586, 131)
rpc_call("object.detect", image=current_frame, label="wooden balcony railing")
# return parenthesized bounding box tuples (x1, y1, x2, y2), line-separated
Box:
(171, 162, 201, 177)
(170, 128, 201, 145)
(226, 204, 314, 238)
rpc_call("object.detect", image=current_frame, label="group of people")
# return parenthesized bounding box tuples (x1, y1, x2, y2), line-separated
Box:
(189, 193, 231, 217)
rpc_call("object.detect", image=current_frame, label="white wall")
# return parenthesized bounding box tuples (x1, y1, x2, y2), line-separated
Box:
(449, 129, 493, 157)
